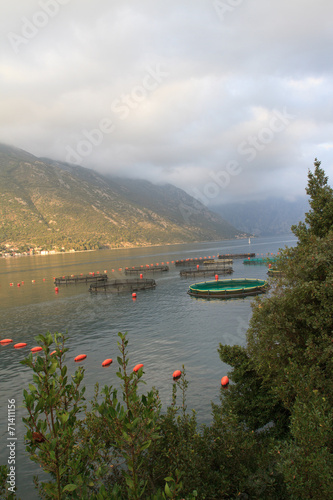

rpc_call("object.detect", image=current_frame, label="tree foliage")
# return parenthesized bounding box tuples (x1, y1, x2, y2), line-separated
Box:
(218, 159, 333, 498)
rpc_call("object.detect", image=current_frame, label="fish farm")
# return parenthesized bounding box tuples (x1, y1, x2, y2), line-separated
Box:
(89, 278, 156, 293)
(267, 268, 283, 277)
(243, 257, 277, 265)
(180, 267, 233, 277)
(218, 253, 255, 259)
(54, 274, 108, 285)
(187, 278, 268, 299)
(125, 265, 169, 274)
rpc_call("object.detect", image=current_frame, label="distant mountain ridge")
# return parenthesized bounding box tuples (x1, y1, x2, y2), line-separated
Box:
(0, 144, 243, 252)
(213, 197, 309, 236)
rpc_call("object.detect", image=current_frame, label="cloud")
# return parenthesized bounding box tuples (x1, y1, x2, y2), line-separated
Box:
(0, 0, 332, 205)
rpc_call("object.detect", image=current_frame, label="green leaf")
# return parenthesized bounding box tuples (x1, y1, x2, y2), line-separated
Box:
(62, 483, 78, 492)
(164, 482, 173, 498)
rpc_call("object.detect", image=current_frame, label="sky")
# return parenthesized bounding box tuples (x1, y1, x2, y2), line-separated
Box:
(1, 0, 332, 206)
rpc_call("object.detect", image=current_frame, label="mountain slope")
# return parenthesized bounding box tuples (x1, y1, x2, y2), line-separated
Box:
(0, 144, 242, 251)
(213, 198, 309, 236)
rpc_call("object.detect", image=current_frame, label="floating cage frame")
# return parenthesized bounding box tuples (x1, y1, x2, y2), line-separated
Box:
(187, 278, 268, 299)
(54, 274, 108, 285)
(243, 257, 277, 265)
(125, 265, 169, 274)
(180, 267, 233, 278)
(267, 269, 283, 277)
(218, 253, 255, 259)
(89, 278, 156, 293)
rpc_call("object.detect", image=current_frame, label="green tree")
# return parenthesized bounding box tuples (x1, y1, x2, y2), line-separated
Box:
(229, 159, 333, 498)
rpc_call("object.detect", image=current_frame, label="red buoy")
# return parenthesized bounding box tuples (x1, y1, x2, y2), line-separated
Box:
(215, 274, 219, 280)
(133, 363, 144, 372)
(102, 358, 113, 367)
(140, 274, 143, 279)
(197, 264, 200, 269)
(31, 346, 43, 353)
(0, 339, 13, 344)
(221, 376, 229, 387)
(172, 370, 181, 380)
(14, 343, 27, 349)
(132, 293, 137, 299)
(74, 354, 87, 362)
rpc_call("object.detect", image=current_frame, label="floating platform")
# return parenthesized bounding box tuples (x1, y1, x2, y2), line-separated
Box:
(125, 265, 169, 274)
(89, 278, 156, 293)
(218, 253, 255, 259)
(202, 260, 233, 266)
(175, 258, 232, 266)
(187, 278, 268, 299)
(180, 267, 233, 277)
(54, 274, 108, 285)
(243, 257, 277, 265)
(267, 269, 283, 277)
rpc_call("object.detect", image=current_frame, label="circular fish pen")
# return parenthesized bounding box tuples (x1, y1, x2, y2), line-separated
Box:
(187, 278, 268, 299)
(89, 278, 156, 293)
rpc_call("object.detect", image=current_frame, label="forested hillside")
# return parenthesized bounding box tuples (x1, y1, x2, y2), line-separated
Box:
(0, 144, 242, 253)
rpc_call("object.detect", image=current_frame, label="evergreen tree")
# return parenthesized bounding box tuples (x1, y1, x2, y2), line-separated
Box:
(219, 159, 333, 498)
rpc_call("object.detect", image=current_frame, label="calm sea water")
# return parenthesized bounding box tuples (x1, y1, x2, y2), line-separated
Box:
(0, 235, 296, 499)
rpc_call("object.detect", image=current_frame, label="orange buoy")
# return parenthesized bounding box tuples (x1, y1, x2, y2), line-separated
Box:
(197, 264, 200, 269)
(10, 283, 13, 286)
(215, 274, 219, 280)
(132, 293, 137, 299)
(102, 358, 113, 367)
(31, 346, 43, 353)
(14, 343, 27, 349)
(221, 376, 229, 387)
(74, 354, 87, 362)
(0, 339, 13, 344)
(133, 363, 144, 372)
(50, 350, 57, 356)
(173, 370, 181, 380)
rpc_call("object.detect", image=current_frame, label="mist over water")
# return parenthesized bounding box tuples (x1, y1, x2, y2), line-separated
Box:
(0, 235, 296, 499)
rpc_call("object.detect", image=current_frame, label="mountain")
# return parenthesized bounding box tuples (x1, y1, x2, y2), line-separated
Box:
(0, 144, 242, 252)
(213, 197, 309, 236)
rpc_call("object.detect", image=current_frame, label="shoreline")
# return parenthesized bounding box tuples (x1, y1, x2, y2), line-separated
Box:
(0, 236, 250, 259)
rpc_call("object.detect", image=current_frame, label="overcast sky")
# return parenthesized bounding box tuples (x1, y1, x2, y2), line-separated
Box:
(1, 0, 332, 205)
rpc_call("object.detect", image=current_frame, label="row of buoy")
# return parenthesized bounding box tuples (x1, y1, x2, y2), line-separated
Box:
(9, 279, 48, 286)
(7, 251, 280, 288)
(1, 339, 229, 385)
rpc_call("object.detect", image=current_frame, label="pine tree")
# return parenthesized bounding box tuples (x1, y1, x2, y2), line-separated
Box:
(219, 159, 333, 498)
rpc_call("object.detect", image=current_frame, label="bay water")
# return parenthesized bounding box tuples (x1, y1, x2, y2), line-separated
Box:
(0, 234, 297, 499)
